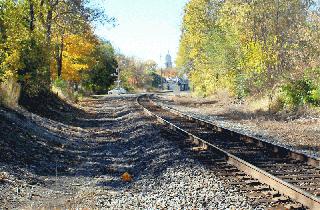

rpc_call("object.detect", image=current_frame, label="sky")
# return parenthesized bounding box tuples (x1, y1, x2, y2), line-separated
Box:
(94, 0, 189, 67)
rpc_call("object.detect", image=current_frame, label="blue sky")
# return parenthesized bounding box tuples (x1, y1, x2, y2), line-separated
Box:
(94, 0, 189, 67)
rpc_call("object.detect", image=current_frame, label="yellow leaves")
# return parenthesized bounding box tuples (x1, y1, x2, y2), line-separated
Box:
(179, 0, 212, 61)
(64, 34, 95, 59)
(0, 1, 29, 81)
(59, 33, 97, 82)
(240, 40, 266, 75)
(217, 0, 252, 43)
(61, 58, 88, 82)
(0, 49, 21, 80)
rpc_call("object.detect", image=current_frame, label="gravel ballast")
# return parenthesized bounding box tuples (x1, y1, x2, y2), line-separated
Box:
(155, 93, 320, 158)
(1, 95, 266, 209)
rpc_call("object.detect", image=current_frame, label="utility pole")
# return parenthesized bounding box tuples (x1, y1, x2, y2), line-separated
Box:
(115, 59, 122, 90)
(160, 55, 163, 90)
(116, 49, 122, 90)
(116, 66, 121, 89)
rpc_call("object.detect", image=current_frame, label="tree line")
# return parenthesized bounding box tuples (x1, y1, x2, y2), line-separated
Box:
(0, 0, 117, 101)
(177, 0, 320, 110)
(117, 55, 161, 92)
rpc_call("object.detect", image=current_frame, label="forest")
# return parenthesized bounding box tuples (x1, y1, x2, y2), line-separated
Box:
(3, 0, 320, 112)
(177, 0, 320, 111)
(0, 0, 118, 103)
(0, 0, 161, 107)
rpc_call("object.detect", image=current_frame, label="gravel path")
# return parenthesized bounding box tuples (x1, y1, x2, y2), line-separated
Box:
(1, 95, 266, 209)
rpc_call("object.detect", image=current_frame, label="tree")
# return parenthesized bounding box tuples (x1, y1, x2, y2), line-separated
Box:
(0, 0, 114, 98)
(116, 55, 159, 91)
(177, 0, 320, 100)
(55, 32, 97, 82)
(83, 41, 117, 94)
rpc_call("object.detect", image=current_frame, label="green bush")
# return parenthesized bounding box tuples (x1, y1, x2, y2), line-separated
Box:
(52, 78, 82, 102)
(19, 38, 49, 96)
(53, 78, 68, 91)
(280, 79, 314, 109)
(235, 74, 249, 100)
(310, 87, 320, 106)
(82, 42, 117, 94)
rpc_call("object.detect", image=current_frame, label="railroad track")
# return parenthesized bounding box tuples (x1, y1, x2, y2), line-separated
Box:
(137, 94, 320, 210)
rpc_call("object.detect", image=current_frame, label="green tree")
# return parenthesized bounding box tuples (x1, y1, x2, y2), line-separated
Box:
(83, 41, 117, 94)
(0, 0, 113, 98)
(177, 0, 319, 101)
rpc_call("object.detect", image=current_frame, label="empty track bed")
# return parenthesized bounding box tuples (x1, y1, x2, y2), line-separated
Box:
(138, 94, 320, 210)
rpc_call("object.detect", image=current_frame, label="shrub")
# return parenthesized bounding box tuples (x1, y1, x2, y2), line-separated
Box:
(18, 38, 50, 96)
(52, 78, 81, 103)
(53, 78, 68, 91)
(280, 79, 314, 109)
(235, 74, 249, 100)
(310, 87, 320, 106)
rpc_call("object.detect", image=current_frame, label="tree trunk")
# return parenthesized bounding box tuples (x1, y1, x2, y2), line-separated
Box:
(28, 0, 35, 31)
(39, 0, 45, 25)
(44, 0, 59, 87)
(45, 8, 53, 85)
(57, 34, 64, 78)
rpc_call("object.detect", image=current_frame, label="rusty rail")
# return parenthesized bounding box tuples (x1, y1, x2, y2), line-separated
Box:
(137, 94, 320, 210)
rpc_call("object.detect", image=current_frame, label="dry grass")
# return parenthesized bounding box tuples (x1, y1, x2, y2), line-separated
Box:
(0, 77, 21, 108)
(169, 92, 320, 120)
(159, 92, 320, 156)
(167, 90, 234, 108)
(51, 85, 81, 104)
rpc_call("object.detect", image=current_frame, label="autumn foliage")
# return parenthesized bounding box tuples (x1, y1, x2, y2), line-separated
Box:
(57, 33, 96, 82)
(117, 55, 160, 91)
(121, 172, 133, 182)
(0, 0, 117, 101)
(177, 0, 320, 109)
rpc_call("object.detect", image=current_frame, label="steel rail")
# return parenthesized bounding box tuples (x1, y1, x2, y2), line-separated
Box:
(137, 94, 320, 210)
(151, 96, 320, 168)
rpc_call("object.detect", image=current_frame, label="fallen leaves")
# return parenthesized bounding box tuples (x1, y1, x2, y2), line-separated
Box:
(121, 172, 133, 182)
(0, 172, 8, 182)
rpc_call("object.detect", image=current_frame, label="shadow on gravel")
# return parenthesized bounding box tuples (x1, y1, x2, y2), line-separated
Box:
(0, 105, 77, 176)
(1, 94, 205, 210)
(93, 128, 184, 190)
(19, 92, 96, 127)
(0, 95, 181, 185)
(294, 145, 320, 153)
(2, 94, 232, 210)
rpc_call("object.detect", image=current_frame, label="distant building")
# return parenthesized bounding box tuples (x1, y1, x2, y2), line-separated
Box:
(160, 52, 189, 91)
(179, 74, 189, 91)
(163, 75, 189, 92)
(165, 52, 172, 69)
